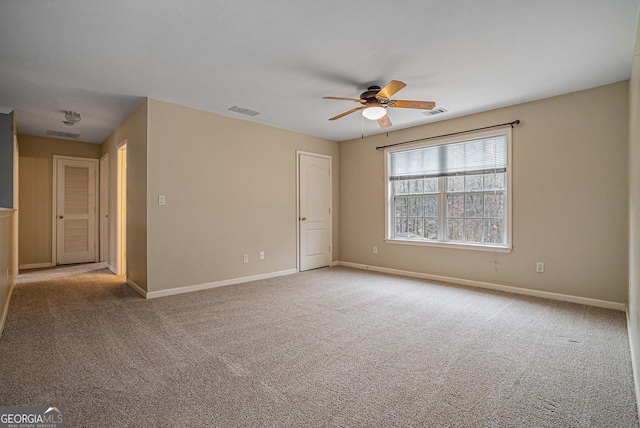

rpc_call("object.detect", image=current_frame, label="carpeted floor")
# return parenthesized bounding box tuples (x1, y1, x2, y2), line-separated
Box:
(0, 266, 638, 427)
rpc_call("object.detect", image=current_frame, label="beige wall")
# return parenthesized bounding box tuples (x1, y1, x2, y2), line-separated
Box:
(18, 135, 101, 267)
(145, 99, 339, 293)
(340, 81, 629, 303)
(627, 13, 640, 409)
(101, 99, 148, 291)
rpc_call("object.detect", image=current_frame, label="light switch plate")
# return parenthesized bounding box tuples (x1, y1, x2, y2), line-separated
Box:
(158, 195, 166, 206)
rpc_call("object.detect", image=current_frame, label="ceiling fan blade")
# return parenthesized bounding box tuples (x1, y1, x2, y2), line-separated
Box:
(377, 114, 392, 129)
(329, 106, 365, 121)
(323, 96, 365, 103)
(376, 80, 407, 100)
(388, 100, 436, 110)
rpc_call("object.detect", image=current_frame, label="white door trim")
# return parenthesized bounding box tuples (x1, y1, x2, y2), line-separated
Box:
(116, 140, 127, 276)
(99, 153, 109, 263)
(52, 155, 99, 266)
(296, 150, 332, 272)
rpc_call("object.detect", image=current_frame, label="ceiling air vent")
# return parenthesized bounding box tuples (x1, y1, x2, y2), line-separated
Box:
(423, 107, 448, 116)
(228, 106, 260, 117)
(47, 129, 81, 139)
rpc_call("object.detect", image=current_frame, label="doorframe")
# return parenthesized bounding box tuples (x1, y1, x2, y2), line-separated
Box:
(116, 140, 127, 276)
(51, 155, 99, 266)
(295, 150, 332, 272)
(99, 153, 109, 263)
(13, 134, 19, 275)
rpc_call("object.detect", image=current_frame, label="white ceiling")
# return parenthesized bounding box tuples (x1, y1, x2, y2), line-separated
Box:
(1, 1, 638, 144)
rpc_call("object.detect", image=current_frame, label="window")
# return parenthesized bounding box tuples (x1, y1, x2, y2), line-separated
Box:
(385, 129, 512, 251)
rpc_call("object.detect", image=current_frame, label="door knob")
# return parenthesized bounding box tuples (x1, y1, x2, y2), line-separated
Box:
(300, 217, 307, 221)
(59, 215, 64, 219)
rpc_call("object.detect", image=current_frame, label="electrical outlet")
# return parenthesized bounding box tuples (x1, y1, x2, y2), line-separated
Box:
(536, 262, 545, 273)
(243, 255, 249, 264)
(373, 246, 378, 254)
(259, 251, 265, 260)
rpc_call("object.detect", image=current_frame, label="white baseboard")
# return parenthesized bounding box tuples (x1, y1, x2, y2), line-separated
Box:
(19, 262, 54, 270)
(0, 279, 16, 340)
(330, 261, 340, 267)
(108, 265, 116, 275)
(338, 261, 626, 311)
(146, 269, 298, 300)
(126, 279, 147, 298)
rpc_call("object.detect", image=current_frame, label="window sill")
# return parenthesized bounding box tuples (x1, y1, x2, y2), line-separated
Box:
(384, 238, 512, 253)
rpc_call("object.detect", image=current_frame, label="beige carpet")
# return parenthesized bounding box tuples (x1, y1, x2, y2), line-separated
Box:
(16, 262, 109, 284)
(0, 266, 637, 427)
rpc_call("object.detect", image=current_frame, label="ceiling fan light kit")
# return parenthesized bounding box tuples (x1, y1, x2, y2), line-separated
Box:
(362, 105, 386, 120)
(323, 80, 435, 129)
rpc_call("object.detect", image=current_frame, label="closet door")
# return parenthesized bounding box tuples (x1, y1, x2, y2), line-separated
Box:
(56, 157, 98, 265)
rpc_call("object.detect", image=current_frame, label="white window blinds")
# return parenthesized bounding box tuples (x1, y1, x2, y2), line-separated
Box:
(389, 135, 507, 180)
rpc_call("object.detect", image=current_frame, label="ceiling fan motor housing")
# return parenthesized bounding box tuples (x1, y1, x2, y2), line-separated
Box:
(361, 86, 383, 103)
(360, 86, 389, 108)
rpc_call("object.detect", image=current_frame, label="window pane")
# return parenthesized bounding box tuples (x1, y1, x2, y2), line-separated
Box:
(424, 196, 438, 217)
(425, 218, 438, 239)
(464, 219, 483, 242)
(395, 218, 408, 238)
(408, 179, 423, 194)
(394, 197, 407, 217)
(447, 219, 463, 241)
(408, 217, 423, 239)
(484, 173, 505, 191)
(447, 195, 464, 218)
(484, 219, 504, 244)
(464, 194, 484, 218)
(447, 176, 464, 192)
(484, 194, 504, 217)
(394, 181, 409, 195)
(424, 178, 439, 193)
(408, 196, 423, 216)
(465, 174, 483, 192)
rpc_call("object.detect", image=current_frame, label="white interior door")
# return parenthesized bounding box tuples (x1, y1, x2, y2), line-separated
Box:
(55, 157, 98, 265)
(299, 152, 331, 271)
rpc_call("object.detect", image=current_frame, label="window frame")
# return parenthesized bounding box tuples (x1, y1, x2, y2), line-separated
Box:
(384, 127, 513, 253)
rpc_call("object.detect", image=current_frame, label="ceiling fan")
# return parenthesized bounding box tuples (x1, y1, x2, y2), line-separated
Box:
(323, 80, 435, 129)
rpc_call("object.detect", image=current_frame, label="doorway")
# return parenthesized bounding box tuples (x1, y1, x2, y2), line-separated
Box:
(297, 151, 332, 271)
(117, 142, 127, 276)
